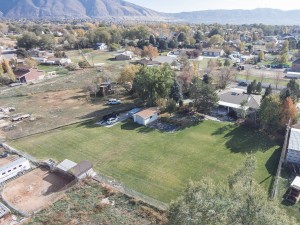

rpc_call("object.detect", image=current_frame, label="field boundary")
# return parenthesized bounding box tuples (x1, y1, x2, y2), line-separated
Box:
(270, 120, 291, 199)
(93, 174, 168, 211)
(4, 104, 134, 142)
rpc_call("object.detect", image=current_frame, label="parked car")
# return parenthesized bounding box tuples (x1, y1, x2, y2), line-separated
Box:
(0, 152, 8, 158)
(102, 112, 118, 122)
(106, 117, 119, 125)
(107, 99, 122, 105)
(238, 81, 248, 87)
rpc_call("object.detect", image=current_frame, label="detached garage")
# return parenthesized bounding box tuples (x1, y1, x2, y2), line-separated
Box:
(133, 108, 159, 126)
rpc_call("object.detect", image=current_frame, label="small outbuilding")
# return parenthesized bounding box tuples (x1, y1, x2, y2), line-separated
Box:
(133, 108, 159, 126)
(115, 51, 133, 61)
(56, 159, 77, 173)
(69, 161, 95, 180)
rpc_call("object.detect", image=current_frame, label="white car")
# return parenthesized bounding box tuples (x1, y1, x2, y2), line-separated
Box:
(106, 117, 119, 125)
(107, 99, 122, 105)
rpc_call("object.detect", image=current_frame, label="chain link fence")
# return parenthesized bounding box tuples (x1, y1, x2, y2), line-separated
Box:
(93, 173, 168, 211)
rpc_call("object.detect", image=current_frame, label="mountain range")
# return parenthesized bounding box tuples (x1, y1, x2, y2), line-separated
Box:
(0, 0, 162, 19)
(0, 0, 300, 25)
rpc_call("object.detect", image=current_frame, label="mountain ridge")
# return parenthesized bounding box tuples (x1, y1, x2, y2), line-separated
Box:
(0, 1, 300, 25)
(0, 0, 163, 19)
(168, 8, 300, 25)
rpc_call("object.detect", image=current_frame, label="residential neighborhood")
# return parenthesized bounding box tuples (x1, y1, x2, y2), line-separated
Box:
(1, 0, 300, 224)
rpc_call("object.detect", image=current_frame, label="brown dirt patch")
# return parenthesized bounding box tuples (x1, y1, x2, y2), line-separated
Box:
(2, 168, 74, 214)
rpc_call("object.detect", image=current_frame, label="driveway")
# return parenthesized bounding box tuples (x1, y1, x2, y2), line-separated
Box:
(95, 112, 129, 128)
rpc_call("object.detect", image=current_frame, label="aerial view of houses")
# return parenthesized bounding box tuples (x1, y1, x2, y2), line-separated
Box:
(1, 0, 300, 224)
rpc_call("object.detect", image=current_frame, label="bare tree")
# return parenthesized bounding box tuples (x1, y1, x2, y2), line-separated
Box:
(259, 71, 265, 83)
(245, 68, 251, 83)
(178, 63, 194, 93)
(87, 82, 98, 98)
(274, 71, 281, 90)
(217, 68, 233, 89)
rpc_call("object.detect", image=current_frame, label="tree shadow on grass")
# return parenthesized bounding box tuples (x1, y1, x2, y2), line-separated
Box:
(213, 124, 278, 154)
(214, 125, 277, 153)
(121, 120, 155, 133)
(265, 147, 281, 176)
(77, 103, 135, 120)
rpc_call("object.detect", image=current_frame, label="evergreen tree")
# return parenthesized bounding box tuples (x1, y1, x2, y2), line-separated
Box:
(287, 78, 300, 101)
(263, 85, 272, 98)
(190, 78, 219, 114)
(259, 94, 281, 131)
(169, 79, 183, 103)
(202, 73, 212, 85)
(256, 82, 262, 94)
(224, 59, 231, 67)
(149, 35, 156, 46)
(280, 88, 291, 101)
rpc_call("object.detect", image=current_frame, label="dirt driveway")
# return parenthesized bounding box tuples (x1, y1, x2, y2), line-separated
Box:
(2, 168, 74, 214)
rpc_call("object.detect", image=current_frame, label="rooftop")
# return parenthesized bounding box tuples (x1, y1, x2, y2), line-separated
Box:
(135, 108, 159, 119)
(293, 58, 300, 65)
(291, 176, 300, 190)
(0, 157, 29, 173)
(56, 159, 77, 172)
(288, 128, 300, 152)
(69, 161, 93, 177)
(218, 89, 262, 110)
(203, 48, 223, 53)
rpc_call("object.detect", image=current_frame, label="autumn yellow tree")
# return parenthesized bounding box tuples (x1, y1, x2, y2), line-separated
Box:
(1, 60, 15, 81)
(141, 45, 159, 60)
(118, 64, 141, 92)
(280, 96, 298, 127)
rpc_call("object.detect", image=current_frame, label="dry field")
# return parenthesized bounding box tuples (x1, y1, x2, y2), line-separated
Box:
(0, 68, 134, 139)
(2, 168, 74, 214)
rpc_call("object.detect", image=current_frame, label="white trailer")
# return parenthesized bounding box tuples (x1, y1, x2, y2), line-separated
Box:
(0, 158, 31, 183)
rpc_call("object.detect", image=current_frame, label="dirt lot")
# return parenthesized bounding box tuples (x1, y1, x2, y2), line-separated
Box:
(0, 67, 134, 140)
(2, 168, 74, 214)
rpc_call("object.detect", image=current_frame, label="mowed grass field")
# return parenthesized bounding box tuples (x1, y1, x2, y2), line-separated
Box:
(8, 120, 280, 203)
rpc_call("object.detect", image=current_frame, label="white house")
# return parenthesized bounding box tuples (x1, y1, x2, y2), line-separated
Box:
(286, 128, 300, 164)
(0, 158, 31, 183)
(95, 43, 108, 51)
(133, 108, 159, 126)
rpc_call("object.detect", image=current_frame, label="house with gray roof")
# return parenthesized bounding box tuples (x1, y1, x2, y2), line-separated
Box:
(217, 89, 261, 116)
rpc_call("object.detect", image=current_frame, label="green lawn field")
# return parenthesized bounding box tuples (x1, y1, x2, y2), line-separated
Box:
(8, 120, 280, 203)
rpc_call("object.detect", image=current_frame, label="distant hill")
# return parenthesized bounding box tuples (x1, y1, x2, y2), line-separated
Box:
(169, 8, 300, 25)
(1, 2, 300, 26)
(0, 0, 164, 19)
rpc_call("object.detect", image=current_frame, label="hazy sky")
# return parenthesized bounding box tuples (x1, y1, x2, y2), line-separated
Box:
(125, 0, 300, 12)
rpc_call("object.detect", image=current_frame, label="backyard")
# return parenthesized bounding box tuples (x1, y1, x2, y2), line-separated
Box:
(8, 120, 280, 203)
